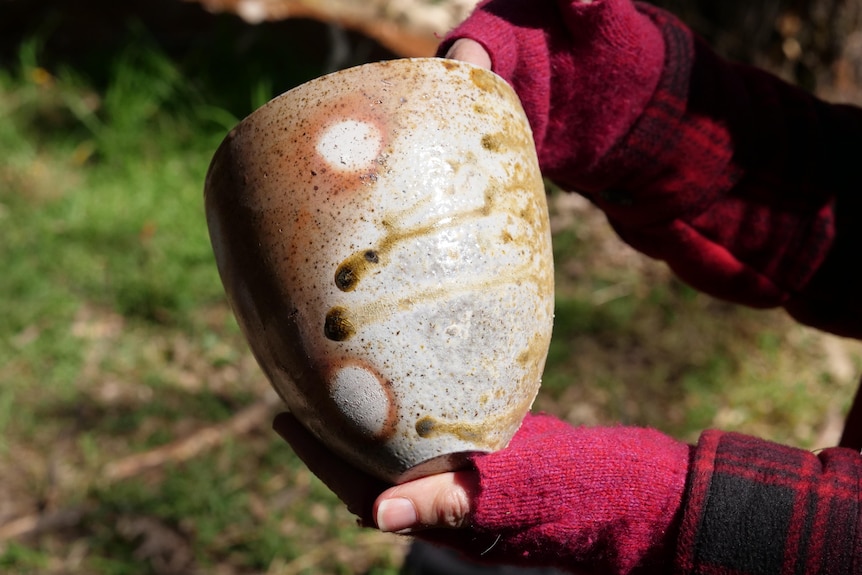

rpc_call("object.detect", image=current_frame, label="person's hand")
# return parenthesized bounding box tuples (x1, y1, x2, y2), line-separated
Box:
(274, 411, 690, 573)
(441, 0, 598, 73)
(443, 38, 492, 70)
(271, 411, 477, 531)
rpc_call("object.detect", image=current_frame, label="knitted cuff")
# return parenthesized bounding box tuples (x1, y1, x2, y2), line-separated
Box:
(465, 413, 690, 574)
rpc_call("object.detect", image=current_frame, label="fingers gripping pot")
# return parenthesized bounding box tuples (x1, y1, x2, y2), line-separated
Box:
(204, 58, 554, 483)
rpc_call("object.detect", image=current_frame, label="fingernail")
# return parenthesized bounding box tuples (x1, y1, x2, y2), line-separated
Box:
(376, 498, 417, 533)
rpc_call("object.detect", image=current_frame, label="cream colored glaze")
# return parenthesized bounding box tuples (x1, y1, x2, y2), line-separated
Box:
(204, 58, 554, 483)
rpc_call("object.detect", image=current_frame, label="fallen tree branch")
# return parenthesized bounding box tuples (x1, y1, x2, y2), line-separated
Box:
(0, 505, 92, 541)
(0, 393, 283, 542)
(103, 392, 282, 482)
(187, 0, 479, 57)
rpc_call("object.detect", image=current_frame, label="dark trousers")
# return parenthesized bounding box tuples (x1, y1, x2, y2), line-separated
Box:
(401, 540, 568, 575)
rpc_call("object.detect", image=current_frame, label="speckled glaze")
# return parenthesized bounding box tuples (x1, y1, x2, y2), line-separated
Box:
(204, 58, 554, 483)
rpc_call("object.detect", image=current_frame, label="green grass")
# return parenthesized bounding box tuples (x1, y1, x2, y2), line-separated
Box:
(1, 17, 861, 575)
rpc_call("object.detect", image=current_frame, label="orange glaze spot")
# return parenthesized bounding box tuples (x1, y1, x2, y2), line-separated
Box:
(284, 91, 391, 202)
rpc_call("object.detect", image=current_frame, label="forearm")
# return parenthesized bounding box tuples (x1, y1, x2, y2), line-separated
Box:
(592, 5, 862, 329)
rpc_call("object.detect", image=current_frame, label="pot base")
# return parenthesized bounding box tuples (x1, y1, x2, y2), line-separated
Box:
(394, 450, 481, 483)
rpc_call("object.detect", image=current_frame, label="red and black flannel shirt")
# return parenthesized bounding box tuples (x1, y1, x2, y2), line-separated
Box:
(442, 1, 862, 572)
(600, 8, 862, 571)
(678, 431, 861, 574)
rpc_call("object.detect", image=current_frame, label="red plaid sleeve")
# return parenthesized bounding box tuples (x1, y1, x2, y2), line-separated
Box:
(580, 4, 862, 339)
(676, 431, 862, 574)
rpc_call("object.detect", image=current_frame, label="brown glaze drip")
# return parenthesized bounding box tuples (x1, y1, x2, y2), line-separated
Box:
(413, 376, 537, 447)
(324, 306, 356, 341)
(415, 415, 487, 441)
(328, 122, 546, 299)
(327, 142, 552, 334)
(482, 126, 530, 155)
(469, 67, 503, 96)
(481, 133, 502, 152)
(334, 249, 381, 292)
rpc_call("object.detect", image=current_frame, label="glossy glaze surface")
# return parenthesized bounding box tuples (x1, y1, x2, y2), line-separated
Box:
(205, 58, 554, 482)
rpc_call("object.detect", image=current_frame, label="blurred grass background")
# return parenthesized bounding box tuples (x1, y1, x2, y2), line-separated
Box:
(2, 0, 862, 573)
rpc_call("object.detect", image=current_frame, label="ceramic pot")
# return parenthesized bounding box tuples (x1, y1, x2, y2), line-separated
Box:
(204, 58, 554, 483)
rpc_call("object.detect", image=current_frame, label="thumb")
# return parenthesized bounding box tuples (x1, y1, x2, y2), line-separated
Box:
(373, 470, 479, 533)
(444, 38, 492, 70)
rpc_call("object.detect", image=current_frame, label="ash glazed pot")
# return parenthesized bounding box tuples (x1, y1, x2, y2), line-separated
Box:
(205, 58, 554, 483)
